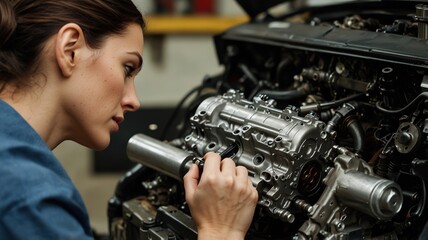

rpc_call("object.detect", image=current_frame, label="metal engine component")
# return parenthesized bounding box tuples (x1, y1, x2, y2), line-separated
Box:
(416, 4, 428, 39)
(128, 90, 403, 238)
(110, 2, 428, 239)
(298, 147, 403, 239)
(127, 134, 194, 181)
(184, 90, 333, 222)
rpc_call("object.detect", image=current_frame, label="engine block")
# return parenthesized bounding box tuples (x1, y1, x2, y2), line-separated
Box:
(127, 90, 403, 239)
(184, 90, 403, 239)
(185, 89, 334, 223)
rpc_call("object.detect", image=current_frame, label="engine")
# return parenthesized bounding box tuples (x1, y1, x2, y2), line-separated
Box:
(108, 1, 428, 239)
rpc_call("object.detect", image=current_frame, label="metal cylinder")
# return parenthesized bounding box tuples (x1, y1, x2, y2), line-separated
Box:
(336, 171, 403, 220)
(127, 134, 193, 181)
(416, 4, 428, 39)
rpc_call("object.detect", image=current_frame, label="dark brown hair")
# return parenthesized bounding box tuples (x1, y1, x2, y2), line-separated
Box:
(0, 0, 145, 84)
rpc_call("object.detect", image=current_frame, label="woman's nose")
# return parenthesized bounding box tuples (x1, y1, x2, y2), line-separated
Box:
(122, 81, 140, 113)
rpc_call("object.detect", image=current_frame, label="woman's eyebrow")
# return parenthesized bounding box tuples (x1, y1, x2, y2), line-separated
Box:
(127, 51, 143, 68)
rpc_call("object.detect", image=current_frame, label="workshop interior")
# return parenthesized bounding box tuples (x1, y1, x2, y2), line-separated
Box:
(54, 0, 428, 239)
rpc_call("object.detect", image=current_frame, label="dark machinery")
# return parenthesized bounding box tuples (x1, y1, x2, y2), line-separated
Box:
(109, 1, 428, 239)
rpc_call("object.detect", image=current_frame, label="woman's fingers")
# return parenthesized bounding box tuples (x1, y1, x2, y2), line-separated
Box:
(220, 157, 236, 176)
(183, 151, 258, 240)
(183, 164, 199, 202)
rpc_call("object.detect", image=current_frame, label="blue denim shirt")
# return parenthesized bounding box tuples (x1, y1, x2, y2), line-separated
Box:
(0, 100, 93, 240)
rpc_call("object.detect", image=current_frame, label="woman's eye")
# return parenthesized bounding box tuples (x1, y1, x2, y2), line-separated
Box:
(124, 65, 135, 78)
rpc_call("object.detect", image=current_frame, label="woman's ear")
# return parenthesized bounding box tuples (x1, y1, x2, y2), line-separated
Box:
(55, 23, 85, 78)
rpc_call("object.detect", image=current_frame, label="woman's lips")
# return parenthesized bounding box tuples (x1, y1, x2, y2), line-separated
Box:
(112, 116, 124, 131)
(113, 116, 124, 124)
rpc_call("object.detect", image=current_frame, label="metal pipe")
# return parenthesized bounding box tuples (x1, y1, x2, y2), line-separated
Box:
(416, 4, 428, 39)
(127, 134, 194, 181)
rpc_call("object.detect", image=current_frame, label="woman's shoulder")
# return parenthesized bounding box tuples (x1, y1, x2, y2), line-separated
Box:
(0, 156, 93, 239)
(0, 138, 92, 239)
(0, 141, 78, 201)
(0, 119, 81, 207)
(0, 136, 77, 196)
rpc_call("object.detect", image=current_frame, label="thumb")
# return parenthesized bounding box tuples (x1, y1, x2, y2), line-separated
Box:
(183, 164, 199, 201)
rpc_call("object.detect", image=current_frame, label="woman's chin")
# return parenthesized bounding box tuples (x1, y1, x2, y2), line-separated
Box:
(81, 137, 110, 151)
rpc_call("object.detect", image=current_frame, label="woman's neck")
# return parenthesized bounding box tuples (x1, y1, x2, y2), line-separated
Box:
(0, 82, 64, 149)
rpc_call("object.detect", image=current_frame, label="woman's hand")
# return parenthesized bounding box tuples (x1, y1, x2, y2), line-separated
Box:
(183, 152, 258, 240)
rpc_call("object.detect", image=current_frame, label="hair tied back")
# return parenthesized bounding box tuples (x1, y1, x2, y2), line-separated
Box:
(0, 0, 17, 49)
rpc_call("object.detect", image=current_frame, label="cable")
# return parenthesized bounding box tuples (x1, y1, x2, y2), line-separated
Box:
(160, 85, 204, 141)
(375, 92, 428, 114)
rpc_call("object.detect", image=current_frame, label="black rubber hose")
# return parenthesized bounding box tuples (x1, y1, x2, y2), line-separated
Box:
(160, 85, 204, 141)
(376, 92, 428, 114)
(300, 93, 365, 114)
(319, 94, 365, 111)
(346, 118, 365, 154)
(325, 113, 342, 133)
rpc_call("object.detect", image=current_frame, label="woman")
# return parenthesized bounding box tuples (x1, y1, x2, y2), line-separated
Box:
(0, 0, 258, 239)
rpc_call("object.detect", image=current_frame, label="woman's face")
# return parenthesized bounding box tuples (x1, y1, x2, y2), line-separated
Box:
(62, 23, 144, 150)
